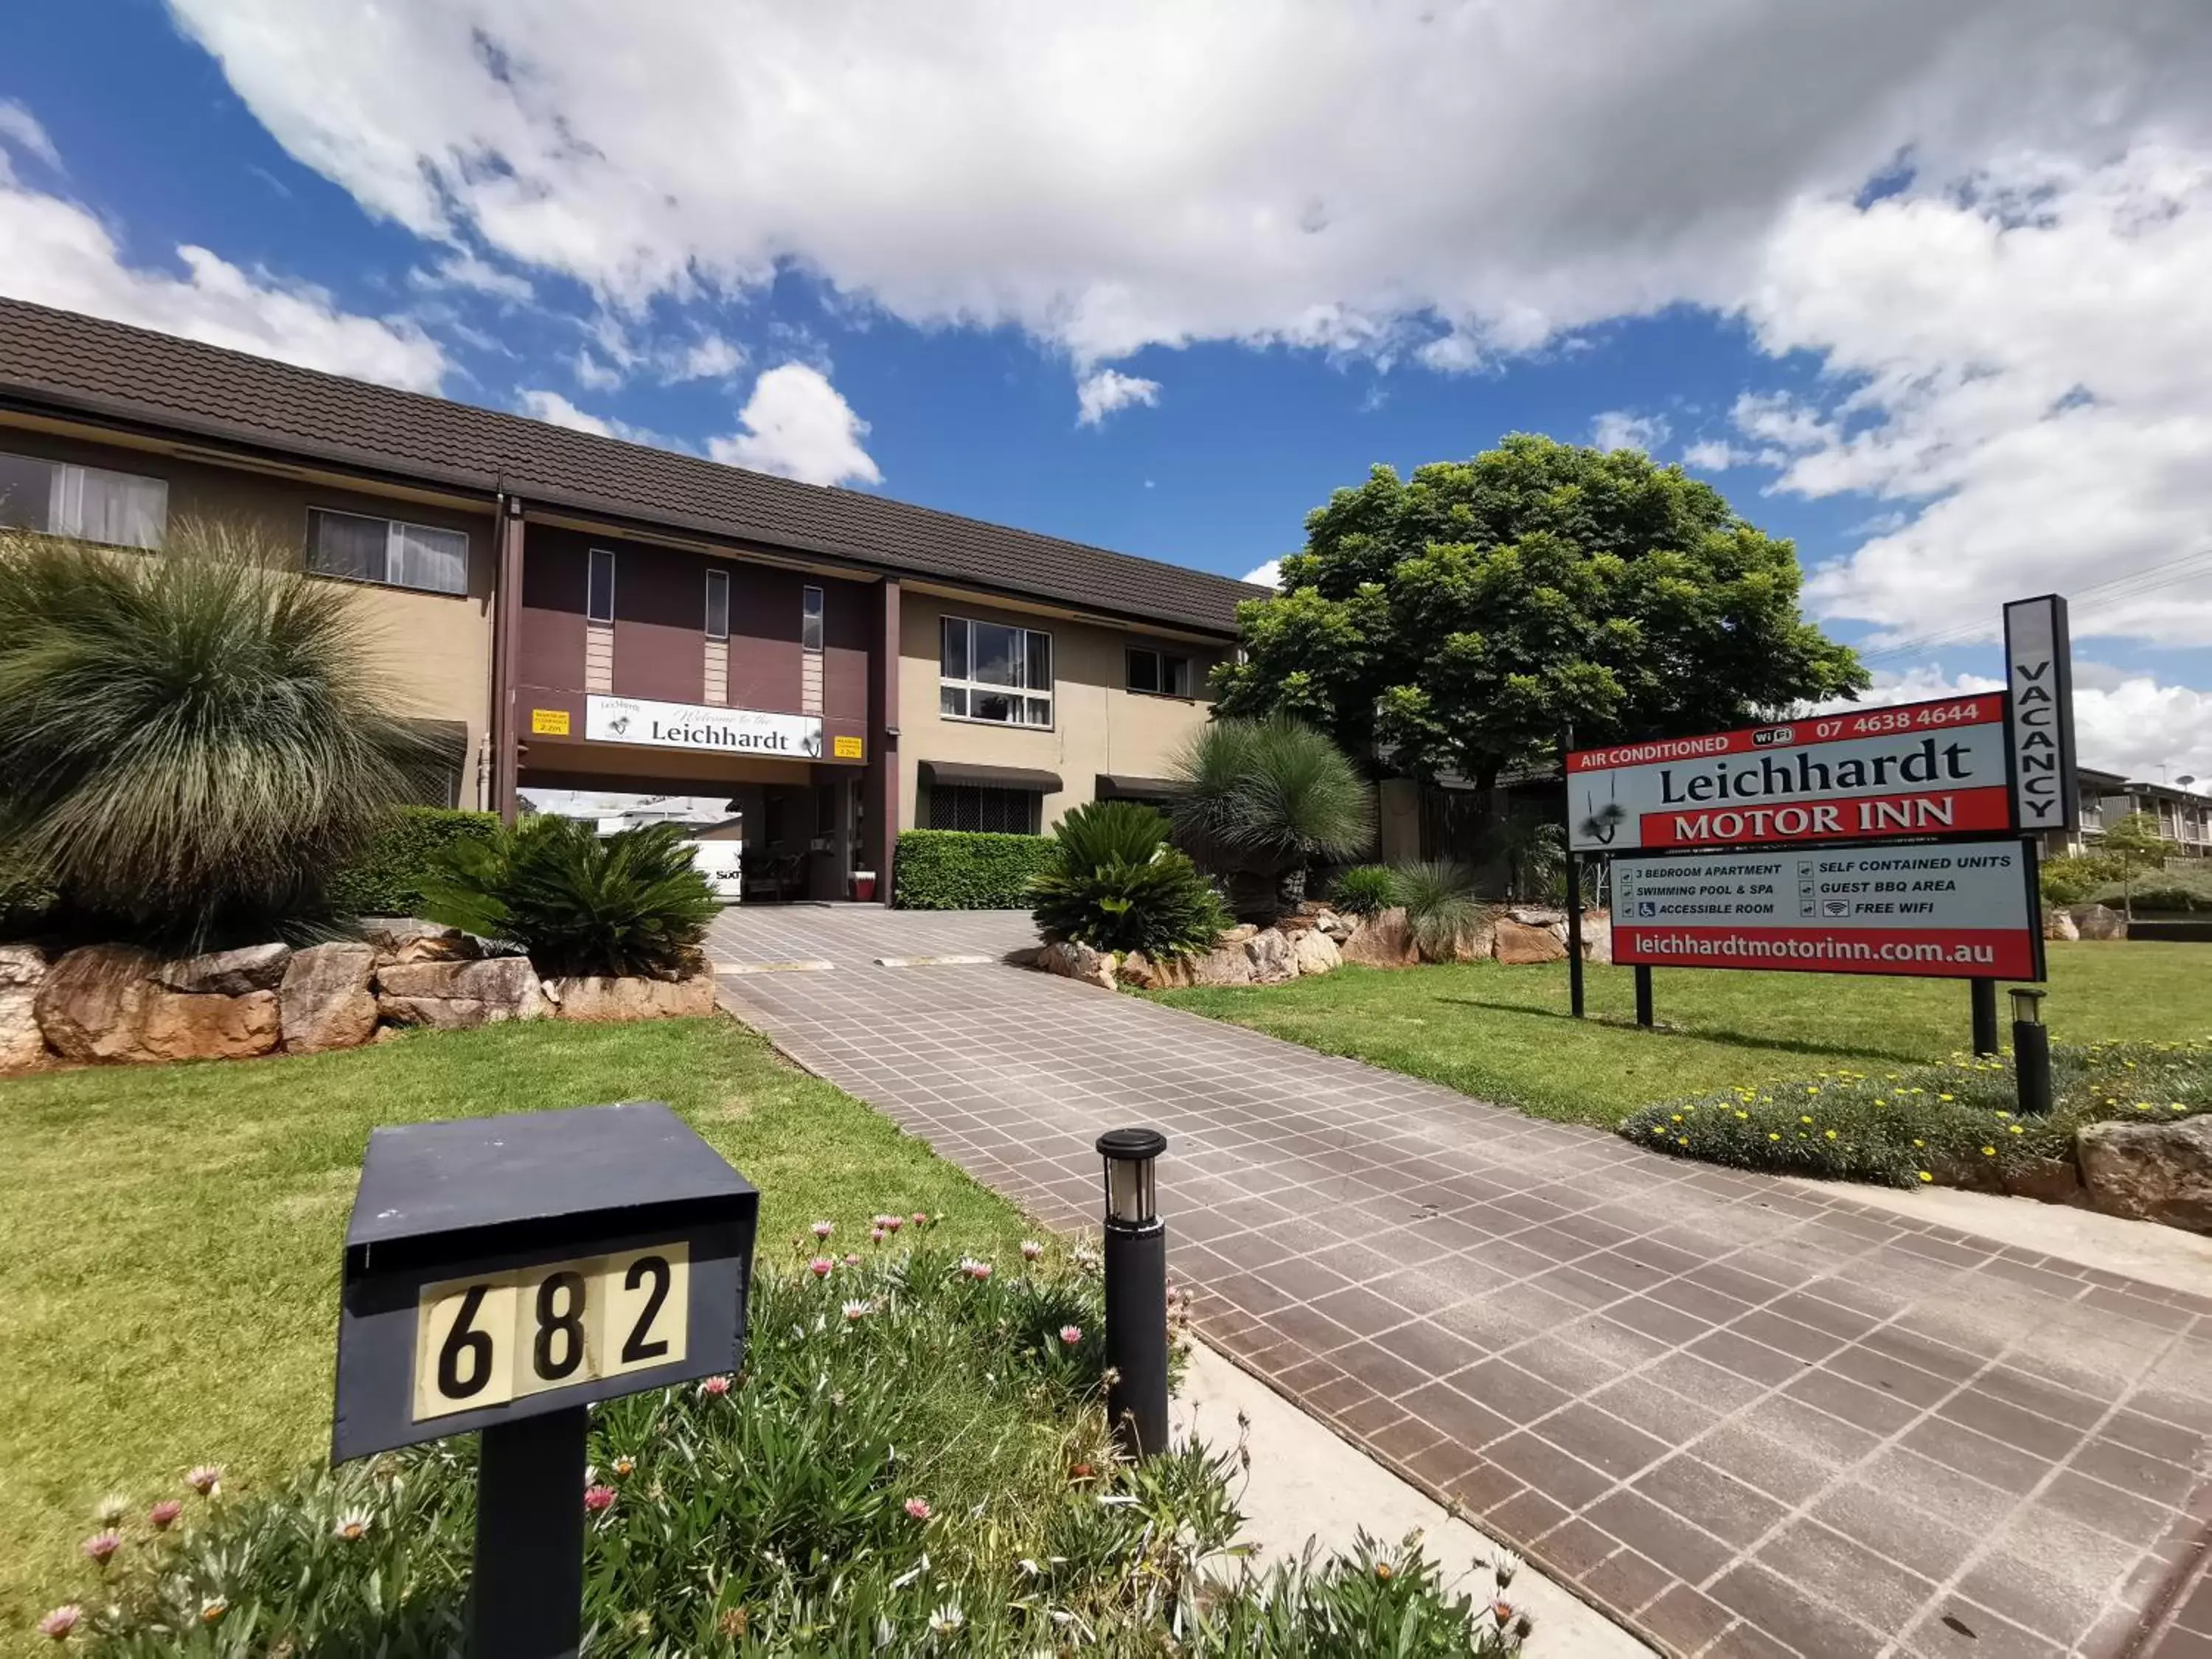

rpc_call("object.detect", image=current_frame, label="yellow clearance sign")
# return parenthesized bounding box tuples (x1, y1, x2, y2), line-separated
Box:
(832, 734, 864, 759)
(531, 709, 571, 735)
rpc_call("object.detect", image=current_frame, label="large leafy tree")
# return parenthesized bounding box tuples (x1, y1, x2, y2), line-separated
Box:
(1213, 434, 1868, 787)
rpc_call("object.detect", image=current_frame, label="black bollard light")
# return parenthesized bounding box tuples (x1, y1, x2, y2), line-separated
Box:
(2010, 987, 2053, 1116)
(1095, 1127, 1169, 1459)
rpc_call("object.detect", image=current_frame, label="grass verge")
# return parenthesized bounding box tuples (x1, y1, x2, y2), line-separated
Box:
(0, 1016, 1032, 1646)
(1148, 942, 2211, 1129)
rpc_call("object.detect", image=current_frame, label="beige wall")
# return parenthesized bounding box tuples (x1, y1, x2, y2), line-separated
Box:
(0, 420, 498, 804)
(898, 595, 1227, 831)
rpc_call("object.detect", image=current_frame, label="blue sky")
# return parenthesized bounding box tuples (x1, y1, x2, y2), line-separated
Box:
(2, 1, 2208, 780)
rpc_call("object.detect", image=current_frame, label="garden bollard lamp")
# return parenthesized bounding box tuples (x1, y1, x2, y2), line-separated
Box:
(1096, 1127, 1170, 1460)
(2010, 987, 2053, 1117)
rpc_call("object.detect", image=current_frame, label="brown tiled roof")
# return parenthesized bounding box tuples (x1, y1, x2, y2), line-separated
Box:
(0, 296, 1265, 635)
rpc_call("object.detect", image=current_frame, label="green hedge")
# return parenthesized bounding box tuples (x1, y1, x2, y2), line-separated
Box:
(894, 830, 1054, 910)
(327, 807, 502, 917)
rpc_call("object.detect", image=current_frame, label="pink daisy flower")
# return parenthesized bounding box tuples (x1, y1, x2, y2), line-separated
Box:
(808, 1256, 835, 1278)
(1020, 1240, 1043, 1262)
(912, 1211, 929, 1227)
(80, 1532, 121, 1566)
(148, 1500, 182, 1530)
(881, 1214, 903, 1233)
(698, 1374, 732, 1397)
(185, 1464, 223, 1497)
(904, 1497, 931, 1520)
(38, 1605, 82, 1641)
(583, 1485, 617, 1513)
(1059, 1325, 1082, 1346)
(810, 1220, 834, 1239)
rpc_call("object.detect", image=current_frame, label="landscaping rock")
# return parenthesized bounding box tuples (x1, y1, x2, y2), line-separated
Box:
(2001, 1154, 2084, 1206)
(280, 942, 379, 1054)
(1495, 919, 1568, 964)
(549, 974, 717, 1022)
(2077, 1116, 2212, 1231)
(375, 956, 548, 1026)
(2043, 908, 2081, 942)
(156, 942, 291, 995)
(1311, 908, 1354, 942)
(1506, 906, 1566, 929)
(1340, 907, 1418, 967)
(1220, 925, 1260, 946)
(1579, 912, 1612, 964)
(1290, 928, 1342, 976)
(139, 989, 279, 1062)
(1245, 928, 1297, 984)
(1186, 942, 1257, 986)
(1445, 909, 1499, 963)
(0, 945, 48, 1069)
(2068, 902, 2126, 941)
(1036, 940, 1117, 989)
(35, 945, 161, 1062)
(359, 917, 476, 964)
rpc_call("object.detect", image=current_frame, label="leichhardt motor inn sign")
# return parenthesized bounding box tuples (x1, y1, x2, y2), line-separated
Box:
(585, 695, 822, 759)
(1567, 595, 2079, 855)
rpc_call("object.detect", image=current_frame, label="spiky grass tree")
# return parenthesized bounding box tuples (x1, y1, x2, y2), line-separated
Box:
(0, 522, 437, 948)
(1167, 714, 1374, 918)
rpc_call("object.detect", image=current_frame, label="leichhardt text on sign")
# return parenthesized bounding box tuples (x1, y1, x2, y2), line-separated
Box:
(1609, 841, 2040, 981)
(1567, 695, 2011, 853)
(585, 695, 822, 759)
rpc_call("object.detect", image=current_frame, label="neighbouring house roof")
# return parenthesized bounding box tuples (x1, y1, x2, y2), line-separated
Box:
(0, 296, 1267, 636)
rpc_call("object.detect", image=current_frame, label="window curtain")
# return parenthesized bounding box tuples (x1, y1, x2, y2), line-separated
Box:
(390, 522, 467, 594)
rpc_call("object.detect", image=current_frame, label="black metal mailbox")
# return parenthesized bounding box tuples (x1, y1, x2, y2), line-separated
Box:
(333, 1099, 757, 1462)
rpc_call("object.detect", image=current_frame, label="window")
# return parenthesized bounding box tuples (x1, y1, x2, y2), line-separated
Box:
(939, 614, 1052, 726)
(587, 547, 616, 622)
(1126, 647, 1192, 698)
(802, 585, 824, 653)
(928, 785, 1041, 834)
(307, 508, 467, 595)
(0, 451, 167, 549)
(704, 568, 730, 639)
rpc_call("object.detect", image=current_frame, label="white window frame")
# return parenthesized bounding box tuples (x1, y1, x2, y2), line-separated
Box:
(704, 567, 730, 640)
(587, 547, 617, 624)
(802, 585, 824, 653)
(1125, 645, 1194, 699)
(939, 614, 1054, 728)
(305, 507, 469, 596)
(0, 450, 168, 549)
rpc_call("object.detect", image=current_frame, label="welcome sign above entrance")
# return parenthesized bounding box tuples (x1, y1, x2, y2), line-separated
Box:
(585, 695, 822, 759)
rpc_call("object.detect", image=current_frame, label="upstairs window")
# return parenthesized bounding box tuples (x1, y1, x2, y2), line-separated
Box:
(704, 567, 730, 640)
(0, 451, 167, 549)
(587, 547, 616, 622)
(307, 508, 467, 595)
(1126, 646, 1192, 698)
(802, 585, 824, 653)
(939, 615, 1051, 726)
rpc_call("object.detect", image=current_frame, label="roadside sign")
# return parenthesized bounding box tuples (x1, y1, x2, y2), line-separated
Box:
(2004, 595, 2077, 835)
(1609, 839, 2042, 981)
(1568, 694, 2012, 854)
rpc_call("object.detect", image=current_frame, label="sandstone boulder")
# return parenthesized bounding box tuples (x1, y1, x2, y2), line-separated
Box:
(375, 956, 548, 1026)
(35, 945, 161, 1062)
(1245, 928, 1297, 983)
(1035, 940, 1117, 989)
(549, 974, 717, 1022)
(1441, 909, 1499, 964)
(1220, 924, 1260, 947)
(1290, 928, 1342, 976)
(1186, 942, 1256, 986)
(156, 942, 291, 995)
(2043, 908, 2081, 942)
(139, 989, 279, 1062)
(1578, 912, 1613, 964)
(2077, 1115, 2212, 1231)
(1507, 906, 1566, 930)
(1495, 919, 1568, 964)
(0, 945, 48, 1069)
(281, 942, 380, 1053)
(358, 918, 476, 965)
(1340, 907, 1418, 967)
(2000, 1155, 2084, 1206)
(2068, 902, 2126, 941)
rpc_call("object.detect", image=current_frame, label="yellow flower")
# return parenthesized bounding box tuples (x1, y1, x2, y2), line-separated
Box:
(1806, 1085, 1820, 1095)
(1735, 1110, 1749, 1120)
(2173, 1104, 2188, 1113)
(1981, 1146, 1997, 1157)
(2136, 1102, 2153, 1111)
(1670, 1113, 1683, 1123)
(1767, 1133, 1781, 1142)
(1913, 1138, 1926, 1148)
(1677, 1136, 1688, 1147)
(2008, 1124, 2024, 1135)
(1651, 1125, 1667, 1137)
(1995, 1110, 2011, 1119)
(1873, 1099, 1887, 1107)
(1800, 1115, 1814, 1125)
(1938, 1094, 1953, 1102)
(1917, 1171, 1933, 1182)
(1823, 1129, 1838, 1141)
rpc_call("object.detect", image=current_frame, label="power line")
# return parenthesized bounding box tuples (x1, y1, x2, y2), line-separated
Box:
(1851, 545, 2212, 662)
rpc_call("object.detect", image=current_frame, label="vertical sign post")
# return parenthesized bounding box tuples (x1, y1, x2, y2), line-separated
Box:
(2003, 595, 2078, 838)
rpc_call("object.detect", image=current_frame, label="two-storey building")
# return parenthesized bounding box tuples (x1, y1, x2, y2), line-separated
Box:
(0, 299, 1262, 900)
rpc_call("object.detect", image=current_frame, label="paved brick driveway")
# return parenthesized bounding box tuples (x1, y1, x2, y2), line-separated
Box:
(709, 905, 2212, 1659)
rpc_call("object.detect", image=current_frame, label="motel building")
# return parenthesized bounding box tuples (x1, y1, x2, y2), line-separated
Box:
(0, 298, 1262, 901)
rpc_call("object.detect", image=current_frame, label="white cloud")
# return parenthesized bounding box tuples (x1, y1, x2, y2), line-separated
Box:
(573, 349, 622, 392)
(1681, 439, 1756, 471)
(414, 248, 535, 302)
(0, 100, 62, 171)
(668, 333, 745, 382)
(514, 387, 672, 448)
(1590, 409, 1668, 453)
(0, 150, 445, 392)
(706, 363, 880, 487)
(1242, 559, 1283, 588)
(1075, 367, 1161, 427)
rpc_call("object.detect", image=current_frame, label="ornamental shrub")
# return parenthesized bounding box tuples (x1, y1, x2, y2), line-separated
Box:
(1391, 860, 1484, 961)
(2038, 852, 2119, 906)
(1168, 714, 1374, 917)
(1328, 863, 1397, 917)
(0, 523, 441, 949)
(1031, 800, 1229, 960)
(327, 807, 501, 916)
(1618, 1039, 2211, 1187)
(47, 1250, 1528, 1656)
(419, 815, 718, 978)
(893, 829, 1055, 909)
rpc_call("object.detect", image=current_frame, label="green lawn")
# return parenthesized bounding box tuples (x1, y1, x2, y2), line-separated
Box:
(0, 1017, 1031, 1646)
(1151, 942, 2212, 1129)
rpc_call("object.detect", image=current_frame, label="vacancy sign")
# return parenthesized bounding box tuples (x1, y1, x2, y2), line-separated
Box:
(1568, 696, 2013, 852)
(1610, 841, 2041, 980)
(2005, 594, 2077, 835)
